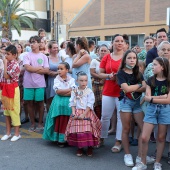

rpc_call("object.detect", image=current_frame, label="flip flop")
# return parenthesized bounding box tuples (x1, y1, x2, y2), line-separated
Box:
(34, 127, 44, 132)
(111, 145, 122, 153)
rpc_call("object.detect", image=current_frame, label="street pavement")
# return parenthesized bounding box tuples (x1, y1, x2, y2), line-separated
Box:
(0, 111, 170, 170)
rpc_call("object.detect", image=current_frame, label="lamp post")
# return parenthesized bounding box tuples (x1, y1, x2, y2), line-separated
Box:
(8, 3, 12, 41)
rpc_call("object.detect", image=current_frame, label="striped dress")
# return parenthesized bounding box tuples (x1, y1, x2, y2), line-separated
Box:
(65, 87, 101, 148)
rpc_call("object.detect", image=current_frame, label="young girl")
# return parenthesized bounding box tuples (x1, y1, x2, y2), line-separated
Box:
(117, 50, 154, 167)
(65, 72, 101, 157)
(133, 57, 170, 170)
(43, 62, 75, 147)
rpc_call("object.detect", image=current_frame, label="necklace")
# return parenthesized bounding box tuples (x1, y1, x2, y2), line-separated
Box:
(111, 52, 122, 61)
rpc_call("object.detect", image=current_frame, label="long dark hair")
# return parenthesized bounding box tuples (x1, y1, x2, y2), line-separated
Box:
(151, 57, 170, 92)
(119, 50, 142, 83)
(67, 42, 76, 56)
(110, 34, 123, 53)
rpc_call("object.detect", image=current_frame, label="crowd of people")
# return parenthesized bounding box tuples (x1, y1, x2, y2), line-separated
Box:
(0, 27, 170, 170)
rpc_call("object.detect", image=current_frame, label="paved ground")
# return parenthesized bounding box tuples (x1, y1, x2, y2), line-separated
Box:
(0, 111, 170, 170)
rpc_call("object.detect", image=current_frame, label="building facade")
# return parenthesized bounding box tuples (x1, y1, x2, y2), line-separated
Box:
(50, 0, 89, 44)
(68, 0, 170, 47)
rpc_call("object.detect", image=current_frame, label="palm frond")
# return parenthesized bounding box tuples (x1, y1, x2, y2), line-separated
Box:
(18, 11, 38, 18)
(19, 16, 34, 29)
(12, 19, 21, 36)
(1, 0, 37, 38)
(15, 8, 26, 13)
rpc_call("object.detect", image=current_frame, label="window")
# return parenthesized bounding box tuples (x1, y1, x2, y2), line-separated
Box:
(105, 36, 113, 41)
(129, 34, 145, 48)
(105, 34, 145, 48)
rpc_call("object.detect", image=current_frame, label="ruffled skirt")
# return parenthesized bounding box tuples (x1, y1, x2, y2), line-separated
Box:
(65, 109, 101, 147)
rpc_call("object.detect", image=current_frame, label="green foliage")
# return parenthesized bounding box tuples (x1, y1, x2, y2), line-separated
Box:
(0, 0, 38, 38)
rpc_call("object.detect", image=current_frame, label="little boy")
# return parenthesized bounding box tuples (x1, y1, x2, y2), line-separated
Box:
(0, 45, 21, 142)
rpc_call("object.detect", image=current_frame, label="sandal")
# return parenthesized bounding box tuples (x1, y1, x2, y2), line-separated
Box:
(108, 131, 116, 135)
(95, 138, 104, 148)
(28, 127, 35, 132)
(111, 145, 122, 153)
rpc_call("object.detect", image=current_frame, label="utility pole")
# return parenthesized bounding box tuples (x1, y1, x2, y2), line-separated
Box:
(167, 8, 170, 42)
(8, 3, 12, 40)
(56, 12, 59, 43)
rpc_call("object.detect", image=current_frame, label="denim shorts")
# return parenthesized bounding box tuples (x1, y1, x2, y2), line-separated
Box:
(119, 97, 142, 114)
(144, 103, 170, 125)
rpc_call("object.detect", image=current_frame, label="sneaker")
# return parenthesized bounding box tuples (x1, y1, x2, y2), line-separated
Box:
(153, 162, 162, 170)
(87, 147, 93, 156)
(136, 156, 155, 164)
(11, 135, 21, 142)
(124, 154, 134, 167)
(1, 134, 12, 141)
(76, 148, 83, 157)
(132, 162, 147, 170)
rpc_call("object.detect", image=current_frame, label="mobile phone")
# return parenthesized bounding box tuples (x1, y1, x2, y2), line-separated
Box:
(1, 38, 8, 43)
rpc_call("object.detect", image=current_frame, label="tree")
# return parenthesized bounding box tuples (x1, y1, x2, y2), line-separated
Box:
(0, 0, 38, 40)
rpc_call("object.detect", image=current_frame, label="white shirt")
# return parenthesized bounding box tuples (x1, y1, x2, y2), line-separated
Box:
(58, 49, 69, 59)
(69, 87, 95, 110)
(90, 58, 100, 74)
(53, 75, 76, 91)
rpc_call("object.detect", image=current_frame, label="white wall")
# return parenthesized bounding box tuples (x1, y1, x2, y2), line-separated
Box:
(0, 30, 51, 41)
(58, 25, 66, 45)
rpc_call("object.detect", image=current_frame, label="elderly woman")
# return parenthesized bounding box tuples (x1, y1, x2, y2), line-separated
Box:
(144, 41, 170, 81)
(90, 44, 109, 119)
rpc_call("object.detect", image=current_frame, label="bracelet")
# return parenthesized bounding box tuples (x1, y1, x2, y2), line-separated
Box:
(106, 74, 110, 80)
(150, 98, 153, 103)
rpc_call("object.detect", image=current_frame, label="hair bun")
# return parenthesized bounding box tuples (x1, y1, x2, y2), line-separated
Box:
(122, 34, 129, 41)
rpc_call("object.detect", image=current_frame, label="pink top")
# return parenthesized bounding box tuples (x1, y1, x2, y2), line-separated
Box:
(23, 52, 49, 88)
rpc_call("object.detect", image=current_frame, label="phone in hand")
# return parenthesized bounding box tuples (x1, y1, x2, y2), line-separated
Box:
(1, 38, 9, 43)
